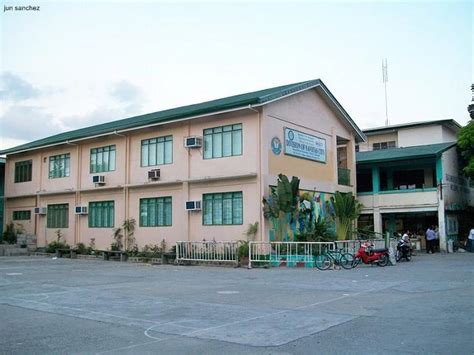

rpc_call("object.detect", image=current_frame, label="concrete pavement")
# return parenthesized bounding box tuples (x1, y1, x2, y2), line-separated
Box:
(0, 253, 472, 354)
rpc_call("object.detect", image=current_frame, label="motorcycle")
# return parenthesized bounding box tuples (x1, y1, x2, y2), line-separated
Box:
(396, 239, 412, 262)
(352, 242, 390, 267)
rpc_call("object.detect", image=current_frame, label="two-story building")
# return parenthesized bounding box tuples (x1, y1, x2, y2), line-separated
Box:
(356, 119, 473, 251)
(1, 79, 365, 250)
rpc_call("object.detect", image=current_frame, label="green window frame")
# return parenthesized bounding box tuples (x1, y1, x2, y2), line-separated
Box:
(203, 124, 242, 159)
(140, 197, 172, 227)
(47, 204, 69, 229)
(14, 160, 32, 183)
(90, 145, 116, 173)
(141, 136, 173, 167)
(203, 192, 243, 225)
(49, 153, 70, 179)
(88, 201, 114, 228)
(13, 210, 31, 220)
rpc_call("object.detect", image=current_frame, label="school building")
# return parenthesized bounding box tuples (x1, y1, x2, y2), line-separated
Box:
(0, 79, 365, 250)
(355, 119, 474, 251)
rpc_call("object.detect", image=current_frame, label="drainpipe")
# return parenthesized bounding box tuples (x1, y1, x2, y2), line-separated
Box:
(113, 131, 128, 250)
(67, 141, 79, 246)
(247, 105, 264, 243)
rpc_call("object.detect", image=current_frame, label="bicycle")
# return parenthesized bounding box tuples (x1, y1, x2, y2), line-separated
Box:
(314, 246, 353, 270)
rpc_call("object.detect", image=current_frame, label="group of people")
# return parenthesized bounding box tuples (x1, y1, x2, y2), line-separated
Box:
(394, 226, 440, 254)
(397, 226, 474, 253)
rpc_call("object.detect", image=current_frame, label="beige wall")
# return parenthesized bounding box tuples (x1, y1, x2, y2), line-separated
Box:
(262, 89, 357, 193)
(127, 185, 184, 249)
(398, 125, 443, 147)
(5, 153, 41, 197)
(35, 194, 76, 247)
(5, 196, 36, 235)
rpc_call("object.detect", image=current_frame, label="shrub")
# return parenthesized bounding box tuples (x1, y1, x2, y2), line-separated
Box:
(76, 243, 87, 255)
(47, 241, 69, 253)
(2, 223, 17, 244)
(238, 241, 249, 261)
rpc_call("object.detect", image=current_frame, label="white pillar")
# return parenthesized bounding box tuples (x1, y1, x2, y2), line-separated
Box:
(438, 204, 447, 252)
(373, 208, 383, 236)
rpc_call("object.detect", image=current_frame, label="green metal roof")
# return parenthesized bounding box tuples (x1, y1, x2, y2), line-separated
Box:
(363, 119, 461, 135)
(356, 142, 457, 164)
(0, 79, 366, 155)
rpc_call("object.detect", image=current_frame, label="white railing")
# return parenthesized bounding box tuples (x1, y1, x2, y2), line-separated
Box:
(335, 239, 390, 254)
(176, 241, 240, 265)
(248, 241, 335, 269)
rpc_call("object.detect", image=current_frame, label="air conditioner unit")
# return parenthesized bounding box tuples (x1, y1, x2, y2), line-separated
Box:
(75, 206, 88, 215)
(184, 136, 202, 148)
(92, 175, 105, 185)
(148, 169, 161, 180)
(34, 207, 47, 215)
(185, 200, 201, 211)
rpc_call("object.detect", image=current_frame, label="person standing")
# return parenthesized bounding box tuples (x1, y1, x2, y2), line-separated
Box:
(426, 226, 436, 254)
(466, 228, 474, 252)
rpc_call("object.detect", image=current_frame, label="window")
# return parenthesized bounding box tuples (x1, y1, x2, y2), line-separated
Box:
(373, 141, 396, 151)
(90, 145, 116, 173)
(203, 124, 242, 159)
(203, 192, 243, 225)
(47, 204, 69, 228)
(141, 136, 172, 167)
(355, 145, 360, 152)
(139, 197, 172, 227)
(14, 160, 32, 183)
(88, 201, 114, 228)
(13, 210, 31, 220)
(49, 153, 70, 179)
(393, 169, 425, 190)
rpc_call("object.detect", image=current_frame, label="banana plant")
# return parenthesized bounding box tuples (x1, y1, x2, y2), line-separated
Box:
(330, 192, 363, 240)
(262, 174, 300, 241)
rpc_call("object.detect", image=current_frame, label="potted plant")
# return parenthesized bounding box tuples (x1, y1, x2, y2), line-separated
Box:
(238, 241, 249, 268)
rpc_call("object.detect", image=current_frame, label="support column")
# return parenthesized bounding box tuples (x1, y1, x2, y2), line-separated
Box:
(372, 166, 380, 193)
(373, 208, 383, 235)
(436, 155, 447, 251)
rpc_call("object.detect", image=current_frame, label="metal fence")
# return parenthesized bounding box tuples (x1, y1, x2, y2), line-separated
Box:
(248, 241, 335, 269)
(176, 241, 240, 265)
(335, 239, 388, 254)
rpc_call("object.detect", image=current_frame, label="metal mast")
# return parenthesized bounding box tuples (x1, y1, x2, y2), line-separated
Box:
(382, 58, 389, 126)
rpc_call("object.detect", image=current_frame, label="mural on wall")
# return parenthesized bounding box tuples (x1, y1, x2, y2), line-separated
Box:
(265, 188, 335, 242)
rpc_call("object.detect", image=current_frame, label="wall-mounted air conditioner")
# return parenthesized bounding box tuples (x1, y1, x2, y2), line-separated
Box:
(185, 200, 201, 211)
(148, 169, 160, 180)
(92, 175, 105, 185)
(75, 206, 88, 215)
(184, 136, 202, 148)
(34, 207, 47, 215)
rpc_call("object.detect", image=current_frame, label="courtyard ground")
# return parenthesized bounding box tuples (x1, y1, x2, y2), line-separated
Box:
(0, 253, 472, 354)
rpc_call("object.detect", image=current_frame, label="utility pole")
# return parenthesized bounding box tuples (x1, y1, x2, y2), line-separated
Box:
(382, 58, 389, 126)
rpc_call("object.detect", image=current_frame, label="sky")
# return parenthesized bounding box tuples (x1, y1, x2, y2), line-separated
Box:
(0, 0, 472, 151)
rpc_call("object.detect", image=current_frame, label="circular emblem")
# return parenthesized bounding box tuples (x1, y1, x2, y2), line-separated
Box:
(288, 130, 295, 140)
(271, 137, 282, 155)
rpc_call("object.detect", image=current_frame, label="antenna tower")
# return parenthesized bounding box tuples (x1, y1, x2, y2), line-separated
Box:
(382, 58, 389, 126)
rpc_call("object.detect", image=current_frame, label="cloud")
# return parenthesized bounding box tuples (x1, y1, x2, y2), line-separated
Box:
(0, 105, 61, 141)
(0, 72, 40, 100)
(109, 80, 141, 103)
(0, 74, 146, 150)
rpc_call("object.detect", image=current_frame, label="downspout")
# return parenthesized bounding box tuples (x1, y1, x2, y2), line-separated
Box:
(67, 141, 79, 246)
(114, 131, 128, 250)
(247, 105, 264, 242)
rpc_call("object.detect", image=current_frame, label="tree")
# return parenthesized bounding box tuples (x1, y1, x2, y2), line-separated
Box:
(262, 174, 300, 240)
(331, 192, 363, 240)
(458, 121, 474, 179)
